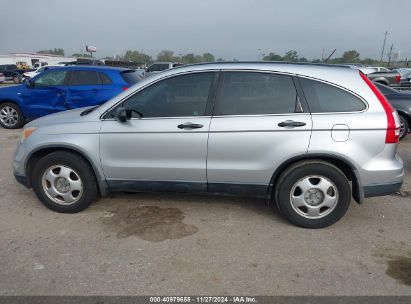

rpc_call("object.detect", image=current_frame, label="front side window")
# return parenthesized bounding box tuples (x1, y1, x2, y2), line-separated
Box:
(33, 70, 69, 87)
(69, 71, 101, 86)
(214, 72, 298, 115)
(300, 78, 366, 113)
(122, 72, 214, 118)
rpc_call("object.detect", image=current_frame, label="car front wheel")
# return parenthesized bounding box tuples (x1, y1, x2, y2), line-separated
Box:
(32, 151, 99, 213)
(0, 102, 24, 129)
(275, 161, 351, 228)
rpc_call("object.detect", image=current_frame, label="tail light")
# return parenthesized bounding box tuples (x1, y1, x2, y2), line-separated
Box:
(360, 72, 400, 143)
(395, 74, 401, 83)
(122, 86, 129, 91)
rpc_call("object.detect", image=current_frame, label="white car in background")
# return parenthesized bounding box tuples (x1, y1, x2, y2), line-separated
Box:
(22, 65, 60, 80)
(0, 73, 5, 83)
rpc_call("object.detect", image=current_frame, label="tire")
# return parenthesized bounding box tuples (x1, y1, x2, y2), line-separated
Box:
(13, 75, 21, 84)
(32, 151, 99, 213)
(0, 102, 25, 129)
(399, 115, 409, 140)
(275, 161, 351, 228)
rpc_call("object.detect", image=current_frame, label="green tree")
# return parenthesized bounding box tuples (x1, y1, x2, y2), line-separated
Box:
(157, 50, 176, 62)
(283, 50, 299, 62)
(38, 48, 65, 56)
(263, 52, 283, 61)
(123, 50, 152, 64)
(341, 50, 360, 63)
(202, 52, 215, 62)
(71, 53, 92, 58)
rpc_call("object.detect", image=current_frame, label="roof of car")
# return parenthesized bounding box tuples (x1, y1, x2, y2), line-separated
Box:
(52, 65, 132, 72)
(171, 61, 357, 71)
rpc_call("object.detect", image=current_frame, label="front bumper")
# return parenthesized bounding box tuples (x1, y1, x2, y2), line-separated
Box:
(14, 173, 30, 188)
(363, 182, 403, 198)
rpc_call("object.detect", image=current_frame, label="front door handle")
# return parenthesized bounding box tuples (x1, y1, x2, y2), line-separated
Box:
(278, 120, 306, 127)
(177, 123, 204, 129)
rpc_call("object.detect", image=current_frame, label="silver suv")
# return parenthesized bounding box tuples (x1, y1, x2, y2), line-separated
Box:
(13, 62, 404, 228)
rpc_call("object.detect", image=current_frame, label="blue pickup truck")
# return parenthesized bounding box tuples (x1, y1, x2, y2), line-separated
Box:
(0, 65, 144, 128)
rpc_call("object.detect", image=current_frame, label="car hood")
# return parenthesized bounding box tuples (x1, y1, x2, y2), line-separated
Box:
(26, 106, 101, 128)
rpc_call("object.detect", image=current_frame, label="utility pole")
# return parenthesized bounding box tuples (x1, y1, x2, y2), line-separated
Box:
(321, 48, 324, 61)
(325, 49, 336, 62)
(380, 31, 388, 64)
(387, 44, 394, 67)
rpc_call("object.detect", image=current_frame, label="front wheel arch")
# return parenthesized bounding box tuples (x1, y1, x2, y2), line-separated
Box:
(26, 147, 108, 196)
(0, 101, 25, 129)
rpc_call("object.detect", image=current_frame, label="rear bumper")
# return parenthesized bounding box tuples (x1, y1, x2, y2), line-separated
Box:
(363, 182, 403, 198)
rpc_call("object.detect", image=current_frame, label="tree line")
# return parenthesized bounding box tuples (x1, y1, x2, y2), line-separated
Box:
(36, 48, 389, 66)
(263, 50, 383, 66)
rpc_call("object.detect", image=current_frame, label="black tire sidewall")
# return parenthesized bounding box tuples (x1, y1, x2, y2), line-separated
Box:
(276, 163, 351, 228)
(0, 102, 24, 129)
(32, 152, 98, 213)
(399, 115, 409, 140)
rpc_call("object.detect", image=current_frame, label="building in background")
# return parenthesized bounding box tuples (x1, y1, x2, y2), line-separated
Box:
(0, 53, 76, 68)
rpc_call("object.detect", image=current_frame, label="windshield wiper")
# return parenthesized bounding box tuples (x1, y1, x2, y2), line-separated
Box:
(80, 105, 100, 116)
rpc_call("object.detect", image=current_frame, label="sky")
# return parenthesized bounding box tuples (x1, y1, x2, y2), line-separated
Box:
(1, 0, 410, 61)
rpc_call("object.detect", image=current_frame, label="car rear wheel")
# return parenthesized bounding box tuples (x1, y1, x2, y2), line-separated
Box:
(32, 151, 99, 213)
(0, 102, 24, 129)
(399, 115, 409, 140)
(275, 161, 351, 228)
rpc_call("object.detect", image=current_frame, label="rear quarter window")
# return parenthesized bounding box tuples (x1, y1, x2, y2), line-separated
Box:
(120, 70, 144, 84)
(99, 72, 112, 84)
(300, 78, 366, 113)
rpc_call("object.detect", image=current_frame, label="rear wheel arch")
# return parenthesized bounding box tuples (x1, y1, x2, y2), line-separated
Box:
(269, 155, 361, 204)
(26, 146, 107, 196)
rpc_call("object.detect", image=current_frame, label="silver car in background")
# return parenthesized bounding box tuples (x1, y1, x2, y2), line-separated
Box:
(13, 62, 404, 228)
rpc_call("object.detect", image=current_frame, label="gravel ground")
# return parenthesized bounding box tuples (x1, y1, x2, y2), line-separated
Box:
(0, 127, 410, 295)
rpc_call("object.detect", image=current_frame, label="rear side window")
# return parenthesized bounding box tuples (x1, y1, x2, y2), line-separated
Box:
(69, 71, 100, 85)
(99, 72, 112, 84)
(300, 78, 366, 113)
(120, 70, 144, 84)
(214, 72, 298, 115)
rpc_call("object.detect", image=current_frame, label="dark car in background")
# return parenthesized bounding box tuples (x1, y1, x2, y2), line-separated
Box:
(0, 64, 34, 84)
(0, 65, 143, 129)
(391, 68, 411, 90)
(374, 82, 411, 139)
(367, 70, 401, 87)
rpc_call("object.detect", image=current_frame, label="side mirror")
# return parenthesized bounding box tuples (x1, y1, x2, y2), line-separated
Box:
(25, 79, 33, 88)
(115, 107, 130, 123)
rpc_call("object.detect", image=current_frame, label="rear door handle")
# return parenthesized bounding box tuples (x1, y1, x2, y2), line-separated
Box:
(177, 123, 204, 129)
(278, 120, 306, 127)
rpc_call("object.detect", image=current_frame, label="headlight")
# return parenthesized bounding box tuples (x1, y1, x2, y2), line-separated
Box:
(20, 127, 37, 143)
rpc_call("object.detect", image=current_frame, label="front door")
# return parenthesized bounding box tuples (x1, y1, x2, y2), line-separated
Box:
(207, 71, 312, 196)
(100, 71, 217, 193)
(20, 69, 69, 118)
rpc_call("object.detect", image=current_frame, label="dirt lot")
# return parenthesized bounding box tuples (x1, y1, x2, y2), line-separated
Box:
(0, 127, 410, 295)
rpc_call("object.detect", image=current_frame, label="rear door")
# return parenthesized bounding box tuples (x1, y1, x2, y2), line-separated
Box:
(65, 70, 103, 109)
(207, 71, 312, 196)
